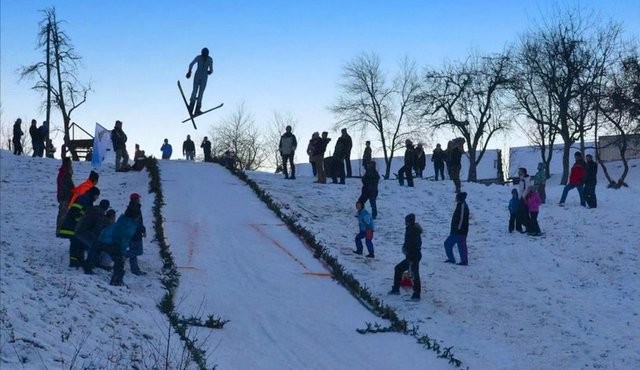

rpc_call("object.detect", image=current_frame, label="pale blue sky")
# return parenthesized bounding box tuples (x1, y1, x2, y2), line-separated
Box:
(1, 0, 639, 161)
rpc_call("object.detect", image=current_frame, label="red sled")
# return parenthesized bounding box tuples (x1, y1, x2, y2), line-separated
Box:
(400, 272, 413, 287)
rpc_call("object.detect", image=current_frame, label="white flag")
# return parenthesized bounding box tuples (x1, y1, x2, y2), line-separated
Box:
(92, 123, 111, 169)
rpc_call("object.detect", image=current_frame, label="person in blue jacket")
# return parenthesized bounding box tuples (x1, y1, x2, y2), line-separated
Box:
(353, 201, 375, 258)
(160, 139, 173, 160)
(98, 205, 140, 286)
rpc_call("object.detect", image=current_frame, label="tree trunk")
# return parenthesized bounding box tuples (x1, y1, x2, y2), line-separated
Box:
(467, 150, 477, 182)
(46, 22, 52, 144)
(560, 140, 571, 185)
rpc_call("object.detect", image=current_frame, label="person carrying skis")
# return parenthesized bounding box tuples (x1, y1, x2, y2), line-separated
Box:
(186, 47, 214, 115)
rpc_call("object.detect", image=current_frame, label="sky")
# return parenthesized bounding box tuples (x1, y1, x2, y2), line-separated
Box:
(1, 0, 639, 163)
(1, 149, 638, 368)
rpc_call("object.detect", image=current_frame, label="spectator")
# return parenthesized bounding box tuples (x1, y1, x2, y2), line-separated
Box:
(60, 187, 100, 268)
(533, 162, 547, 203)
(111, 120, 130, 171)
(389, 213, 422, 300)
(584, 154, 598, 208)
(161, 139, 173, 160)
(362, 140, 372, 170)
(559, 151, 586, 207)
(508, 189, 519, 233)
(332, 130, 349, 184)
(308, 132, 327, 183)
(29, 119, 43, 158)
(447, 138, 464, 193)
(12, 118, 24, 155)
(84, 207, 116, 274)
(279, 125, 297, 179)
(85, 148, 93, 162)
(414, 143, 426, 178)
(56, 157, 75, 236)
(68, 170, 99, 207)
(38, 121, 49, 157)
(45, 138, 56, 158)
(306, 132, 319, 177)
(443, 191, 469, 266)
(98, 204, 140, 286)
(352, 201, 375, 258)
(357, 161, 380, 219)
(516, 167, 532, 233)
(183, 135, 196, 160)
(432, 143, 446, 181)
(201, 136, 212, 162)
(132, 144, 147, 171)
(340, 128, 353, 177)
(76, 199, 111, 274)
(398, 139, 415, 187)
(525, 187, 543, 236)
(126, 193, 147, 276)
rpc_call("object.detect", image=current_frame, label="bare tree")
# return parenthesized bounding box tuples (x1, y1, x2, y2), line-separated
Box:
(595, 51, 640, 188)
(20, 7, 90, 160)
(514, 8, 622, 184)
(510, 43, 560, 178)
(265, 111, 298, 172)
(210, 103, 269, 171)
(420, 53, 512, 181)
(330, 53, 424, 179)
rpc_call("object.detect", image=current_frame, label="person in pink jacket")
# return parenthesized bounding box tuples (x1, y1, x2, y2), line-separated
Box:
(525, 188, 542, 236)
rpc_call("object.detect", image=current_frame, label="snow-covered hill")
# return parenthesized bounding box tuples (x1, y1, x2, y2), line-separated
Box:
(1, 150, 638, 369)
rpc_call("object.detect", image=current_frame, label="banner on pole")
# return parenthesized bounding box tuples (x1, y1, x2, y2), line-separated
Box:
(92, 123, 112, 169)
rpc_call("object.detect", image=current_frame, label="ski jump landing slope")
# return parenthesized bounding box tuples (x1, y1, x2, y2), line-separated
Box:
(160, 160, 448, 369)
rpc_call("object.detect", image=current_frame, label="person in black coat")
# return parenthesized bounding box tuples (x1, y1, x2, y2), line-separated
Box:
(443, 192, 469, 265)
(201, 137, 213, 162)
(447, 138, 464, 192)
(398, 139, 415, 187)
(340, 128, 353, 177)
(362, 141, 372, 170)
(76, 199, 111, 273)
(357, 161, 380, 219)
(432, 143, 446, 180)
(584, 154, 598, 208)
(389, 213, 422, 300)
(12, 118, 24, 155)
(29, 119, 43, 158)
(60, 187, 100, 268)
(332, 132, 349, 184)
(414, 144, 426, 178)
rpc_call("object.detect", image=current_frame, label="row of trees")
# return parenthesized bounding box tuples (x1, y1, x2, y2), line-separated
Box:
(331, 9, 639, 186)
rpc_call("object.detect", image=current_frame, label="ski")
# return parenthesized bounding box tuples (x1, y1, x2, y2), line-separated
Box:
(180, 103, 224, 123)
(177, 80, 198, 129)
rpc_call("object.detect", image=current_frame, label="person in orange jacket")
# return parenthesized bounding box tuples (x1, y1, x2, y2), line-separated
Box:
(68, 170, 99, 207)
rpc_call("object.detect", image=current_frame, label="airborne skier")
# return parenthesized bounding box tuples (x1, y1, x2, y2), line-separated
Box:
(186, 47, 213, 115)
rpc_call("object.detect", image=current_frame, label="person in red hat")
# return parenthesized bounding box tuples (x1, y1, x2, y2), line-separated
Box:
(125, 193, 147, 275)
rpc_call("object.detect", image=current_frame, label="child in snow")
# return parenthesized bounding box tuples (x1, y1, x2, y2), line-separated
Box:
(389, 213, 422, 300)
(525, 188, 543, 236)
(353, 201, 375, 258)
(98, 206, 140, 286)
(508, 189, 519, 233)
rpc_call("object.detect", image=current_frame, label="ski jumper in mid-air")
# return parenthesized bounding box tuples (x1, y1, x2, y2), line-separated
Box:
(186, 47, 213, 115)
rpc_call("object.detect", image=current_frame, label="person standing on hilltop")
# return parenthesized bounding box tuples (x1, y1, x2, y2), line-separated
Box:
(279, 125, 297, 179)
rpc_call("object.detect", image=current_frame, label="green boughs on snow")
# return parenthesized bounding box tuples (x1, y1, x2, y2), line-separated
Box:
(146, 158, 226, 370)
(218, 164, 466, 368)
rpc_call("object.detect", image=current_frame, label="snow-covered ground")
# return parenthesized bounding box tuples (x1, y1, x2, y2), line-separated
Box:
(1, 150, 639, 369)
